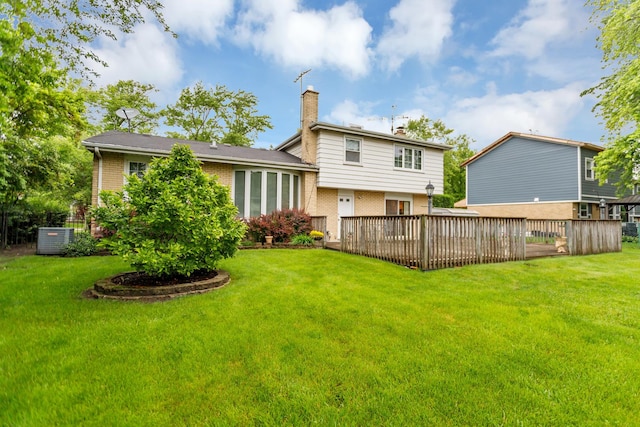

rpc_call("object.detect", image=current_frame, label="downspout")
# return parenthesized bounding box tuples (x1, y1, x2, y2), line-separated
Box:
(95, 147, 103, 206)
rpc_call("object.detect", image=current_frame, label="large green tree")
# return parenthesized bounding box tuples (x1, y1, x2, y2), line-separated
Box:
(87, 80, 159, 134)
(0, 19, 87, 233)
(406, 116, 476, 205)
(582, 0, 640, 193)
(163, 82, 273, 146)
(1, 0, 172, 77)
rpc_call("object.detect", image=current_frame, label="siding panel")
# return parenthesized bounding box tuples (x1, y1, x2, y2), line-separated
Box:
(468, 137, 578, 205)
(581, 148, 617, 201)
(316, 130, 444, 194)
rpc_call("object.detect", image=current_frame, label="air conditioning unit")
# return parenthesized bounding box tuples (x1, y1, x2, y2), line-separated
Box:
(37, 228, 75, 255)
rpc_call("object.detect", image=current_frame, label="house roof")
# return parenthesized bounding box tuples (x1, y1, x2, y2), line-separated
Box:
(607, 194, 640, 207)
(275, 121, 451, 151)
(83, 131, 318, 171)
(461, 131, 605, 167)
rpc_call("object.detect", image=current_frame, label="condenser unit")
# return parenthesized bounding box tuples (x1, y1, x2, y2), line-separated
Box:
(37, 227, 75, 255)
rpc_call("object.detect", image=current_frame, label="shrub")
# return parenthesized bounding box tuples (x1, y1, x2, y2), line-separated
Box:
(290, 234, 314, 245)
(310, 230, 324, 240)
(245, 209, 312, 243)
(62, 232, 99, 257)
(92, 145, 247, 278)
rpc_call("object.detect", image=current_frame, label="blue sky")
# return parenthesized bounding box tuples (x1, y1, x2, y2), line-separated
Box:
(88, 0, 604, 151)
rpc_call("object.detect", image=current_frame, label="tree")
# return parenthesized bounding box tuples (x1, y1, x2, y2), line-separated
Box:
(92, 145, 247, 277)
(0, 20, 89, 247)
(1, 1, 172, 77)
(163, 82, 273, 146)
(405, 116, 476, 204)
(87, 80, 159, 134)
(582, 0, 640, 193)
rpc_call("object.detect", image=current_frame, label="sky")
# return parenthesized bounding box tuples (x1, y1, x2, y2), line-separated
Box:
(88, 0, 606, 151)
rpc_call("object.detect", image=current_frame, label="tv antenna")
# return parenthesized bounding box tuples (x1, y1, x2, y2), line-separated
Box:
(391, 105, 409, 133)
(294, 69, 311, 129)
(115, 107, 140, 132)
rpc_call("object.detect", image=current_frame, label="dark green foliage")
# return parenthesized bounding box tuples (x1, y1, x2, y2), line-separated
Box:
(433, 194, 455, 208)
(92, 145, 247, 277)
(245, 209, 313, 243)
(62, 232, 98, 257)
(290, 234, 314, 246)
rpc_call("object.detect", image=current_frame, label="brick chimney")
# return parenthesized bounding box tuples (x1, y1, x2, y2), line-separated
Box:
(300, 86, 319, 164)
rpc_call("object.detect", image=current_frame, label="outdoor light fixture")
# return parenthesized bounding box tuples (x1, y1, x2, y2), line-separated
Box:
(426, 181, 435, 215)
(599, 198, 607, 219)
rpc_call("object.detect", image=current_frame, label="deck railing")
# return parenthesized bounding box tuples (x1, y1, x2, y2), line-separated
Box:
(340, 216, 621, 270)
(341, 215, 527, 270)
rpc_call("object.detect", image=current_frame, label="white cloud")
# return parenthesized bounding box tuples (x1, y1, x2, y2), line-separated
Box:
(233, 0, 373, 78)
(489, 0, 589, 59)
(444, 82, 587, 148)
(90, 23, 183, 91)
(376, 0, 455, 72)
(162, 0, 234, 45)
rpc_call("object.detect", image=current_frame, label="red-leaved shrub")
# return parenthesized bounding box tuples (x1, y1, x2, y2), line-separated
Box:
(245, 209, 312, 243)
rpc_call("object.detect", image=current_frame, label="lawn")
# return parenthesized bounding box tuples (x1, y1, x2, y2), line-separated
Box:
(1, 246, 639, 425)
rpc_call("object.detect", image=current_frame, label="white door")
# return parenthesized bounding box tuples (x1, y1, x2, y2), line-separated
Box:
(338, 191, 354, 239)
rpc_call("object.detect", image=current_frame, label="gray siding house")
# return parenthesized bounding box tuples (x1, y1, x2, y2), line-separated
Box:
(461, 132, 618, 220)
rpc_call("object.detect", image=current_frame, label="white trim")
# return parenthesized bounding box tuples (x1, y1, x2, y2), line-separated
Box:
(344, 136, 362, 164)
(585, 157, 595, 181)
(577, 147, 582, 200)
(233, 168, 301, 218)
(384, 193, 414, 215)
(393, 144, 424, 171)
(466, 200, 579, 207)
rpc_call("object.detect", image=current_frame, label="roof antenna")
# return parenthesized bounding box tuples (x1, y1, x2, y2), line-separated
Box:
(294, 69, 311, 129)
(391, 105, 409, 133)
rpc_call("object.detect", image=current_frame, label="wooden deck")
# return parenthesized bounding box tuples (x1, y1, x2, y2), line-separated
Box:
(325, 241, 567, 261)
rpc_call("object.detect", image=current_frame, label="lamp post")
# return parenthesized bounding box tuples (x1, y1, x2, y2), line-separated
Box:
(599, 198, 607, 219)
(425, 181, 435, 215)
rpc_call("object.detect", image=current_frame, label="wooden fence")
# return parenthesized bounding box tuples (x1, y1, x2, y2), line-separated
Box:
(340, 216, 621, 270)
(526, 219, 566, 244)
(566, 220, 621, 255)
(340, 215, 527, 270)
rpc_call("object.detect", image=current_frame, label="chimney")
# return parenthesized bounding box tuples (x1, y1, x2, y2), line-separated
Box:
(300, 86, 319, 164)
(394, 126, 406, 136)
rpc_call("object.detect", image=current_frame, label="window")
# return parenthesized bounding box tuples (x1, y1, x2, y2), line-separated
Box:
(345, 138, 361, 163)
(385, 199, 411, 215)
(234, 170, 300, 217)
(129, 161, 147, 178)
(394, 145, 423, 170)
(579, 203, 591, 219)
(585, 158, 595, 181)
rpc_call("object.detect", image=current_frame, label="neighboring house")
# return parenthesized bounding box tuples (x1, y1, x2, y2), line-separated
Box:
(83, 87, 449, 241)
(461, 132, 619, 220)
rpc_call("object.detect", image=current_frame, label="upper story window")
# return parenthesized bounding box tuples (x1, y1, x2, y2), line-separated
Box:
(394, 145, 423, 170)
(129, 161, 147, 178)
(585, 158, 595, 181)
(345, 138, 361, 163)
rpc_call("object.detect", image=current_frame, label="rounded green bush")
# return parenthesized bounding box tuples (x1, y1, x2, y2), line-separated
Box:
(92, 145, 247, 277)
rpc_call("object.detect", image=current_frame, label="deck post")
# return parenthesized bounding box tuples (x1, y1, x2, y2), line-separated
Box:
(420, 215, 429, 270)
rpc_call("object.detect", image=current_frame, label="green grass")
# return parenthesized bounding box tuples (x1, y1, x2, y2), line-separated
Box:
(1, 246, 640, 425)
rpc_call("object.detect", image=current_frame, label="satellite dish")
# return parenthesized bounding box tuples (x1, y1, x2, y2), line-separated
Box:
(115, 107, 140, 132)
